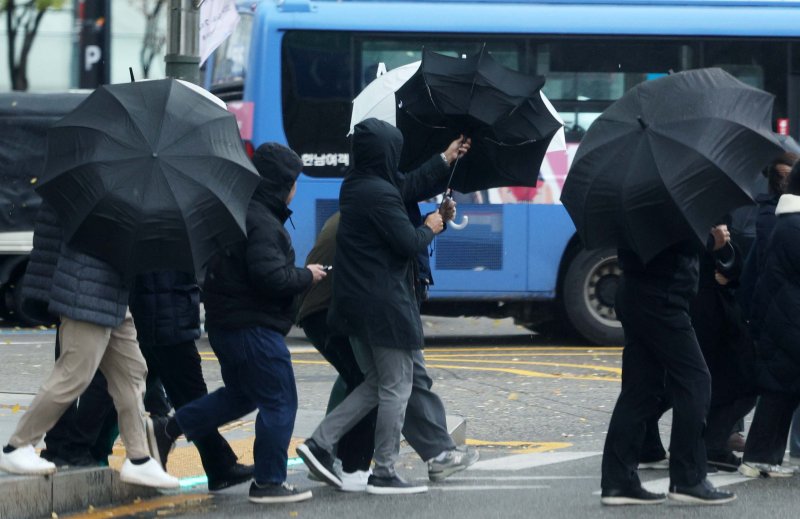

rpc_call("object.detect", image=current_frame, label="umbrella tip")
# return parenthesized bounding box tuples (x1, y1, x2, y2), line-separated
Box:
(129, 67, 135, 83)
(637, 116, 648, 130)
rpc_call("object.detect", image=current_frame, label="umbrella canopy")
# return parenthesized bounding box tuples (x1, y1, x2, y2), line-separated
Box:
(36, 78, 262, 279)
(349, 61, 420, 135)
(776, 133, 800, 154)
(393, 48, 563, 193)
(561, 68, 784, 263)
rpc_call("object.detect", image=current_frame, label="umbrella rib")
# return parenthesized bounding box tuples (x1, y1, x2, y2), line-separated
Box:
(158, 111, 236, 153)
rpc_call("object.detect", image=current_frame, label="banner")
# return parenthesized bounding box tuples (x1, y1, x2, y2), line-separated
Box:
(199, 0, 240, 66)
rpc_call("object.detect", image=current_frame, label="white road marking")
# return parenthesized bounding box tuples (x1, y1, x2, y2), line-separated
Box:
(431, 485, 549, 491)
(443, 476, 597, 481)
(470, 451, 602, 471)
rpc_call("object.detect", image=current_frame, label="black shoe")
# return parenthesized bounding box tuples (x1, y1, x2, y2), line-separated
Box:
(59, 450, 99, 468)
(668, 479, 736, 505)
(708, 452, 742, 473)
(296, 439, 342, 488)
(248, 481, 312, 504)
(600, 487, 666, 506)
(146, 415, 175, 469)
(208, 463, 255, 491)
(365, 474, 428, 495)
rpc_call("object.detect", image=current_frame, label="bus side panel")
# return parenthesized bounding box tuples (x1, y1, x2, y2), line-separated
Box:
(422, 203, 528, 297)
(526, 204, 575, 296)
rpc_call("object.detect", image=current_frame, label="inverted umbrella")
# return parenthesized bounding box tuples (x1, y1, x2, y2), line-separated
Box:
(560, 68, 783, 263)
(394, 48, 563, 193)
(36, 78, 262, 279)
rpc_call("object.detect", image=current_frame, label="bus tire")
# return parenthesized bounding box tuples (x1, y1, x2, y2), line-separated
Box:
(561, 248, 623, 346)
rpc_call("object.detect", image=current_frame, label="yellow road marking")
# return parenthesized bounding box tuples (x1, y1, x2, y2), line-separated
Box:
(422, 358, 621, 375)
(466, 439, 573, 453)
(422, 352, 621, 357)
(63, 494, 212, 519)
(423, 363, 619, 382)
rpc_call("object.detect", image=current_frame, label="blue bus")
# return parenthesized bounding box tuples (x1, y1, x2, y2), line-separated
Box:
(207, 0, 800, 345)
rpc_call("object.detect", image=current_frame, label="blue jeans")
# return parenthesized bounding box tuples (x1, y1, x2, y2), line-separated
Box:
(175, 327, 298, 485)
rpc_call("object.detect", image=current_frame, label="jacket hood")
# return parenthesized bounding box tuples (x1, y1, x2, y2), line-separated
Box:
(775, 194, 800, 215)
(352, 118, 403, 187)
(251, 142, 303, 203)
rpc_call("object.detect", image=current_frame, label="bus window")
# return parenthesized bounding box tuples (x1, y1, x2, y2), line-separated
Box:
(357, 38, 523, 92)
(534, 39, 697, 137)
(282, 31, 353, 178)
(703, 40, 788, 119)
(209, 12, 253, 99)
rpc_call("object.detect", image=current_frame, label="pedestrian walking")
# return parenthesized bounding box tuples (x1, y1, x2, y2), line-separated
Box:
(297, 118, 455, 495)
(157, 143, 326, 504)
(738, 161, 800, 479)
(0, 202, 178, 489)
(600, 239, 735, 505)
(130, 270, 255, 490)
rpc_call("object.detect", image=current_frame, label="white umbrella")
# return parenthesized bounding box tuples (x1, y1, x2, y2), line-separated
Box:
(349, 61, 420, 135)
(541, 91, 566, 153)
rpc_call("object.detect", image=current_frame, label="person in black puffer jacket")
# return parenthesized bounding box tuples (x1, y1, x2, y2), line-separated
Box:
(165, 143, 326, 505)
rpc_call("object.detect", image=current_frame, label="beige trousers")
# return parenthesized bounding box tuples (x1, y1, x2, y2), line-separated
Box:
(9, 311, 150, 459)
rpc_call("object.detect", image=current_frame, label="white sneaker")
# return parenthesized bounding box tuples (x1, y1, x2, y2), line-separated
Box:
(120, 458, 180, 489)
(0, 445, 56, 475)
(738, 461, 795, 478)
(339, 469, 371, 492)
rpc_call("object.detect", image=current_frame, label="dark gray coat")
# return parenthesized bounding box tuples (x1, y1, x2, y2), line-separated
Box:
(328, 119, 436, 350)
(22, 202, 129, 328)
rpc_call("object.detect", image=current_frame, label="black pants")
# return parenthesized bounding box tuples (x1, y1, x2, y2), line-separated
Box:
(742, 392, 800, 465)
(602, 275, 711, 491)
(300, 310, 376, 473)
(141, 341, 238, 477)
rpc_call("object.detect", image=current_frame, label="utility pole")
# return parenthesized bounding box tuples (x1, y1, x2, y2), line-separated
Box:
(164, 0, 200, 85)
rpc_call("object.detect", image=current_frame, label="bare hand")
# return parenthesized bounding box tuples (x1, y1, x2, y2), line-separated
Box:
(424, 211, 444, 234)
(710, 224, 730, 251)
(307, 264, 328, 284)
(714, 271, 730, 286)
(443, 136, 472, 164)
(439, 197, 457, 222)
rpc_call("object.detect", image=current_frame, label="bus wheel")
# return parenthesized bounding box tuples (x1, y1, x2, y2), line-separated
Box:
(561, 248, 623, 346)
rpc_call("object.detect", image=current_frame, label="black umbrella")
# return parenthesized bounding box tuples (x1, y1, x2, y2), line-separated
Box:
(395, 47, 562, 193)
(560, 68, 784, 263)
(36, 78, 261, 278)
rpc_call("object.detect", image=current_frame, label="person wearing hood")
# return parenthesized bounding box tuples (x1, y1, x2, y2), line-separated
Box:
(159, 143, 327, 504)
(737, 161, 800, 479)
(297, 118, 445, 495)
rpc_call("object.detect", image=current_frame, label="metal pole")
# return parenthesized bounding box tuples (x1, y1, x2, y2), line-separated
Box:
(164, 0, 200, 85)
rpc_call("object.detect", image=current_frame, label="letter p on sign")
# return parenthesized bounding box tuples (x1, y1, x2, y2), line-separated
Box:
(85, 45, 101, 71)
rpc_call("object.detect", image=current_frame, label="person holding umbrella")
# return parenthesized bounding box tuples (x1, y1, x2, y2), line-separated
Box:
(157, 143, 326, 504)
(0, 202, 179, 489)
(297, 118, 447, 494)
(561, 68, 784, 506)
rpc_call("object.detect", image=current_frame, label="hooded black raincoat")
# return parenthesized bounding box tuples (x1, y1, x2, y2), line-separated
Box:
(328, 119, 436, 349)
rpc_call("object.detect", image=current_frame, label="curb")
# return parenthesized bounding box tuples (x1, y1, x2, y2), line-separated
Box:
(0, 467, 158, 519)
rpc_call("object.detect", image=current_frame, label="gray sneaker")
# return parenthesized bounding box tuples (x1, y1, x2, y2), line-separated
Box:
(428, 447, 479, 482)
(738, 461, 795, 478)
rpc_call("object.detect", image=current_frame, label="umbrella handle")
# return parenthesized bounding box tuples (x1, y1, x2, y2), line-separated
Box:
(448, 215, 469, 230)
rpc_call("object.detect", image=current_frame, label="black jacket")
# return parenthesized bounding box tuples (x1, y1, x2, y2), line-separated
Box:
(129, 271, 201, 347)
(750, 194, 800, 395)
(617, 240, 700, 308)
(328, 118, 436, 350)
(203, 144, 313, 334)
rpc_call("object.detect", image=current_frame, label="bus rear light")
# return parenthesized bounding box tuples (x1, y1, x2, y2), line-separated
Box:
(243, 140, 255, 158)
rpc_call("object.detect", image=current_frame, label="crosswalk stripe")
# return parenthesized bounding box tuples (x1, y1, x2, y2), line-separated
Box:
(432, 485, 550, 491)
(469, 451, 602, 471)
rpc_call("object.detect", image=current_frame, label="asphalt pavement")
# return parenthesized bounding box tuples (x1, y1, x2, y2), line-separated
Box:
(1, 317, 799, 518)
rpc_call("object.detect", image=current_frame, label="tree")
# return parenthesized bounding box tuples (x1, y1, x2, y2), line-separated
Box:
(131, 0, 167, 78)
(3, 0, 65, 91)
